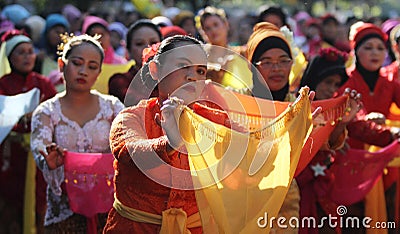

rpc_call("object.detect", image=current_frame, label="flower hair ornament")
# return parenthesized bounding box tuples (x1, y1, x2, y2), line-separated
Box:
(142, 42, 161, 65)
(319, 47, 348, 62)
(57, 33, 102, 62)
(280, 26, 299, 58)
(57, 32, 74, 56)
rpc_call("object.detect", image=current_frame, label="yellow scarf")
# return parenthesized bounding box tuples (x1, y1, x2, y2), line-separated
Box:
(180, 87, 313, 233)
(365, 119, 400, 234)
(113, 195, 201, 234)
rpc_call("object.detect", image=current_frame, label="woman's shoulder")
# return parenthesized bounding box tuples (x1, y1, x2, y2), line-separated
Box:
(91, 90, 125, 113)
(0, 72, 12, 81)
(33, 92, 62, 115)
(110, 99, 155, 129)
(116, 98, 156, 116)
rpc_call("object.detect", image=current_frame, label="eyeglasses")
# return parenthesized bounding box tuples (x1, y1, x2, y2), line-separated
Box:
(255, 58, 292, 69)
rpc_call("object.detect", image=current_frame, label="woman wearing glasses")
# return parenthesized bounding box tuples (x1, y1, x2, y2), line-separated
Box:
(246, 22, 298, 234)
(246, 22, 354, 233)
(247, 22, 294, 102)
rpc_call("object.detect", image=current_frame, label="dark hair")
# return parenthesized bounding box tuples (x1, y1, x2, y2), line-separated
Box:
(141, 35, 205, 89)
(59, 34, 105, 64)
(300, 47, 348, 92)
(320, 14, 339, 26)
(197, 6, 227, 28)
(86, 23, 108, 36)
(257, 5, 287, 26)
(126, 19, 163, 51)
(173, 10, 195, 28)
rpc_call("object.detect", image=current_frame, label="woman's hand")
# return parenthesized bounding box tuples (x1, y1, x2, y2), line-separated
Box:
(39, 143, 66, 170)
(155, 97, 185, 154)
(342, 88, 363, 123)
(309, 90, 322, 119)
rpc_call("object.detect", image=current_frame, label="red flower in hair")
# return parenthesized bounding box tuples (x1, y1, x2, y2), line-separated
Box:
(319, 47, 348, 62)
(142, 42, 161, 65)
(1, 29, 29, 42)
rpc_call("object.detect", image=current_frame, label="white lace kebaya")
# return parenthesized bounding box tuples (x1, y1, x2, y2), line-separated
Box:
(30, 90, 124, 226)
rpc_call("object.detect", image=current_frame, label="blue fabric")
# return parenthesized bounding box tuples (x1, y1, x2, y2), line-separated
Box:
(45, 13, 69, 34)
(5, 34, 32, 56)
(1, 4, 30, 24)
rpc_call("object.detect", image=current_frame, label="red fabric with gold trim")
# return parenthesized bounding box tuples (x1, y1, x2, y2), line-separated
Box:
(295, 95, 348, 176)
(192, 83, 348, 177)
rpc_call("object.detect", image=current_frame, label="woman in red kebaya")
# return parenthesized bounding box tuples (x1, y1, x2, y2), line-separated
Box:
(337, 22, 399, 233)
(104, 35, 208, 233)
(298, 47, 398, 234)
(0, 29, 56, 233)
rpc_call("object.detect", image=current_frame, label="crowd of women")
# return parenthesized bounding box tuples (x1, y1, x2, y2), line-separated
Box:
(1, 2, 400, 234)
